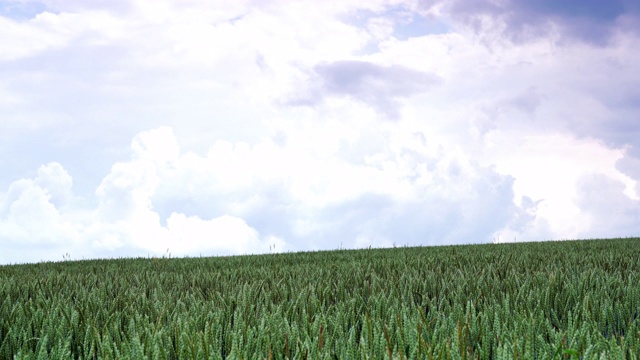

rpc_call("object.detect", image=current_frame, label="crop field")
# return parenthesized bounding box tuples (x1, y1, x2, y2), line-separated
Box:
(1, 238, 639, 359)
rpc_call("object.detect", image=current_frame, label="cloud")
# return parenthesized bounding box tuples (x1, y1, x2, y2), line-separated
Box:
(0, 162, 73, 215)
(165, 213, 284, 256)
(575, 173, 640, 238)
(324, 166, 517, 248)
(503, 87, 544, 114)
(145, 124, 524, 251)
(0, 128, 283, 264)
(483, 131, 637, 238)
(92, 127, 180, 223)
(0, 162, 81, 264)
(92, 127, 278, 256)
(1, 122, 532, 264)
(33, 162, 73, 206)
(288, 60, 440, 118)
(438, 0, 640, 45)
(616, 153, 640, 183)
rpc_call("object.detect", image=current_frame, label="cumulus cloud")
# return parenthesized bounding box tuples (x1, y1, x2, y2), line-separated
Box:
(165, 213, 284, 256)
(0, 129, 284, 264)
(91, 127, 279, 256)
(1, 122, 534, 264)
(145, 123, 524, 251)
(0, 162, 81, 263)
(34, 162, 73, 206)
(1, 162, 72, 214)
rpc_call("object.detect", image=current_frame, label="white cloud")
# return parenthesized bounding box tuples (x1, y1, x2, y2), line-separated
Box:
(0, 129, 284, 263)
(90, 127, 281, 256)
(0, 163, 82, 263)
(1, 118, 523, 264)
(0, 9, 127, 61)
(165, 213, 281, 256)
(0, 12, 68, 61)
(33, 162, 73, 207)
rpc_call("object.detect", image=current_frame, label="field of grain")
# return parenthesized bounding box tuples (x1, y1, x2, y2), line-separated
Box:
(1, 238, 639, 359)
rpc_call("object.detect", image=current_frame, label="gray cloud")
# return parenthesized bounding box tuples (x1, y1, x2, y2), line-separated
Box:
(616, 154, 640, 180)
(289, 60, 440, 119)
(439, 0, 640, 45)
(504, 87, 544, 114)
(615, 153, 640, 195)
(575, 173, 640, 237)
(306, 166, 518, 249)
(567, 105, 640, 162)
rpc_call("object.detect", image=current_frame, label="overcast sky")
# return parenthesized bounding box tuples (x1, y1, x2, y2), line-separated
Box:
(1, 0, 640, 264)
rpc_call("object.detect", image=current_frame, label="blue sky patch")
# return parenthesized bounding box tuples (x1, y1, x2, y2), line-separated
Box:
(0, 1, 48, 20)
(393, 15, 450, 39)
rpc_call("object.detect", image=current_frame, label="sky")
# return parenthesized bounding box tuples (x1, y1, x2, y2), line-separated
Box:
(1, 0, 639, 264)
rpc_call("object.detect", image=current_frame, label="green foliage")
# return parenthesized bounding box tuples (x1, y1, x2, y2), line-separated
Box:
(1, 238, 639, 359)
